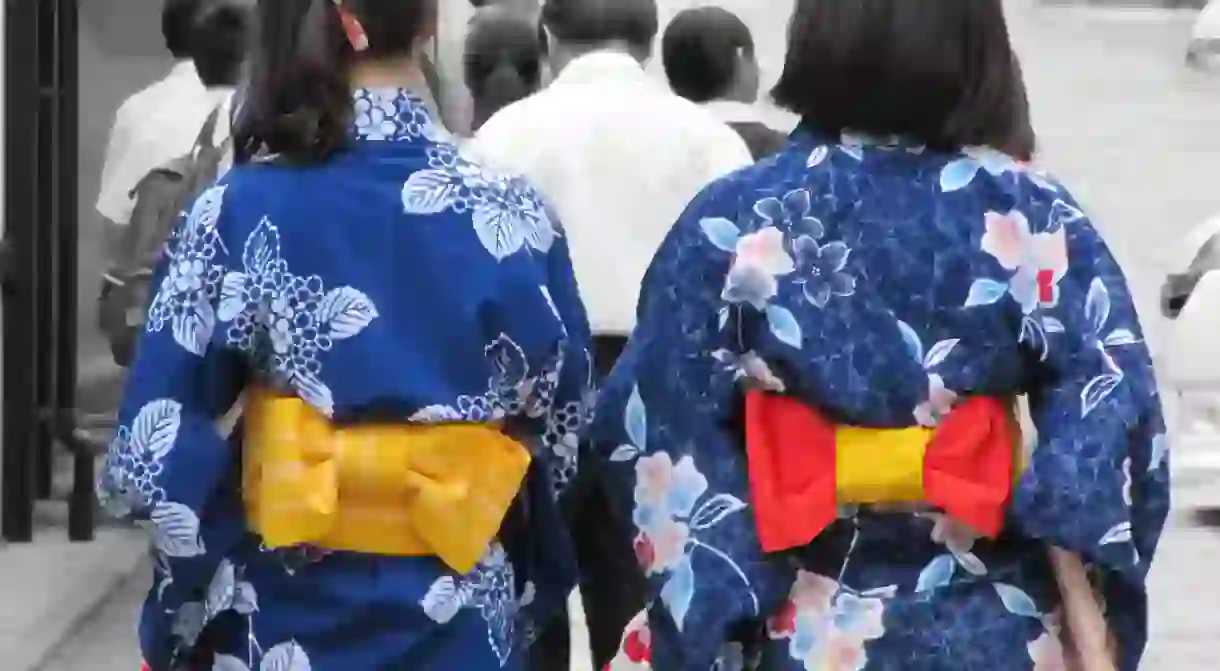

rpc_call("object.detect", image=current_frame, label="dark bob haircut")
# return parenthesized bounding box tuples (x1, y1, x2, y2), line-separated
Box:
(190, 3, 251, 88)
(541, 0, 658, 53)
(163, 0, 205, 58)
(662, 6, 753, 103)
(235, 0, 435, 163)
(772, 0, 1023, 152)
(465, 9, 545, 131)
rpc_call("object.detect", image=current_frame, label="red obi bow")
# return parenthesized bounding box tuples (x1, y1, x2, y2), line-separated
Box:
(744, 391, 1019, 553)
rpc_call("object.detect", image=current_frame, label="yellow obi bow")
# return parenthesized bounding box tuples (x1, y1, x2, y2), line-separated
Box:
(241, 388, 531, 574)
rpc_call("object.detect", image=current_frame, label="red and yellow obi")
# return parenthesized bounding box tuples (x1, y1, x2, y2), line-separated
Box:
(745, 391, 1025, 553)
(241, 388, 531, 574)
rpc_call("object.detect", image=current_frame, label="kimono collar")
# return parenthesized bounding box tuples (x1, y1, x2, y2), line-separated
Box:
(350, 87, 448, 144)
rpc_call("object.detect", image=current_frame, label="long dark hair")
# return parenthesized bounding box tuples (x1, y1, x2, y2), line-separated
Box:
(234, 0, 435, 163)
(464, 9, 544, 131)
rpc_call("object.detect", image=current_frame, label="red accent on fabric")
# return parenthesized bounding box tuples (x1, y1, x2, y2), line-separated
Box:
(1037, 269, 1055, 303)
(744, 391, 837, 553)
(744, 393, 1015, 554)
(922, 396, 1015, 538)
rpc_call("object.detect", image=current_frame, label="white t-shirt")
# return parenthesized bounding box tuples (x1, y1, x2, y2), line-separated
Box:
(96, 61, 234, 225)
(469, 50, 752, 335)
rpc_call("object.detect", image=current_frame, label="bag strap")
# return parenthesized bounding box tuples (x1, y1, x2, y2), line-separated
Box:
(193, 106, 224, 152)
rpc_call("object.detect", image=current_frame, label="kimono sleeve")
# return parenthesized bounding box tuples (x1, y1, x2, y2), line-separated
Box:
(1010, 195, 1169, 586)
(491, 205, 593, 496)
(96, 183, 245, 555)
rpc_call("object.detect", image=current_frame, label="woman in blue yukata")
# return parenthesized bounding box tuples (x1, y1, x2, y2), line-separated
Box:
(98, 0, 592, 669)
(590, 1, 1168, 670)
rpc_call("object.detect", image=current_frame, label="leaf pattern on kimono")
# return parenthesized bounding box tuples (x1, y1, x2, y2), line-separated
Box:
(316, 287, 379, 341)
(132, 398, 181, 461)
(151, 502, 206, 558)
(1099, 521, 1133, 546)
(261, 641, 312, 671)
(993, 583, 1041, 618)
(661, 555, 696, 631)
(420, 575, 464, 624)
(625, 385, 647, 451)
(401, 168, 461, 214)
(689, 494, 748, 530)
(766, 304, 803, 349)
(915, 554, 956, 593)
(700, 217, 742, 252)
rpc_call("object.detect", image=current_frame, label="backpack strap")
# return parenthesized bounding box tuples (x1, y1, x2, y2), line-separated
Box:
(194, 105, 224, 152)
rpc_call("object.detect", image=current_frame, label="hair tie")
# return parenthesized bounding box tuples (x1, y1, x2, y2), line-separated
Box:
(332, 0, 370, 52)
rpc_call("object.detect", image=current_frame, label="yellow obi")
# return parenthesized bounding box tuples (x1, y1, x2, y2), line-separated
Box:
(242, 388, 531, 574)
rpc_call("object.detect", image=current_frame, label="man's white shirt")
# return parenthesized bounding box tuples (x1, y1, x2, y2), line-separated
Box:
(96, 60, 234, 226)
(468, 50, 752, 335)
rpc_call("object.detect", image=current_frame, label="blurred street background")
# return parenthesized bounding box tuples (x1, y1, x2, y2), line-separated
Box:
(3, 0, 1220, 669)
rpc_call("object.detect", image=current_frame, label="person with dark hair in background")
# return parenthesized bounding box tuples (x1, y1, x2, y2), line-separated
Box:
(96, 0, 218, 230)
(589, 0, 1167, 669)
(661, 6, 785, 160)
(469, 1, 751, 669)
(464, 6, 546, 132)
(99, 1, 593, 669)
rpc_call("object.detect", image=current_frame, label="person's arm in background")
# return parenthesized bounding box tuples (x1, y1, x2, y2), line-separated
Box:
(97, 104, 138, 258)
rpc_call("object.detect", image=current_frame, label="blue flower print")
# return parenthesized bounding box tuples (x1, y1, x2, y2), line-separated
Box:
(753, 189, 825, 239)
(792, 236, 857, 307)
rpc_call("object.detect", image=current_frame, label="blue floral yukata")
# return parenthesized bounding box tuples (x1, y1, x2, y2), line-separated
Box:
(589, 130, 1169, 671)
(96, 89, 593, 670)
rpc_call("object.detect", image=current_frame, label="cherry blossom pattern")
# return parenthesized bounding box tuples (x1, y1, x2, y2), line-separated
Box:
(699, 217, 802, 349)
(402, 146, 557, 260)
(217, 217, 378, 418)
(608, 386, 758, 629)
(914, 513, 987, 592)
(969, 202, 1082, 359)
(991, 583, 1069, 671)
(419, 543, 529, 667)
(766, 571, 890, 671)
(896, 320, 960, 428)
(146, 185, 229, 356)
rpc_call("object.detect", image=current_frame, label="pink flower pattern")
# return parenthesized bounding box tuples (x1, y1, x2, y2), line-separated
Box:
(766, 572, 887, 671)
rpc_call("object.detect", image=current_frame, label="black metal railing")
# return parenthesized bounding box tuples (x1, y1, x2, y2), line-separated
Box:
(2, 0, 96, 543)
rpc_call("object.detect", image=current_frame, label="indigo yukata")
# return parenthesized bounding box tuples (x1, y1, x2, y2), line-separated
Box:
(589, 130, 1168, 671)
(96, 89, 593, 670)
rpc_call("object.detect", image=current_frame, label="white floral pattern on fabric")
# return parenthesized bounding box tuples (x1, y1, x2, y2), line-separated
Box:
(217, 217, 379, 417)
(896, 320, 961, 428)
(402, 144, 558, 260)
(352, 88, 443, 143)
(146, 185, 229, 356)
(419, 543, 528, 667)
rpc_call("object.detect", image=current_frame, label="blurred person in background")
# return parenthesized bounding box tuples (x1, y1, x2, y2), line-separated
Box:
(661, 6, 785, 160)
(99, 0, 592, 668)
(464, 6, 547, 132)
(468, 0, 751, 668)
(589, 0, 1167, 669)
(95, 0, 239, 236)
(1188, 0, 1220, 68)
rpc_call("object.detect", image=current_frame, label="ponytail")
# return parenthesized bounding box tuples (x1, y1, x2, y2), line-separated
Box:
(236, 0, 355, 163)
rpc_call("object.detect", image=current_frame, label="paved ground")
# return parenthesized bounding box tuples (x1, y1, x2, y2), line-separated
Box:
(28, 1, 1220, 669)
